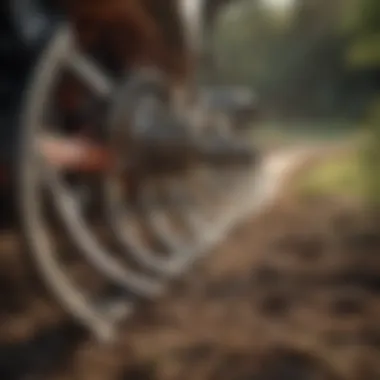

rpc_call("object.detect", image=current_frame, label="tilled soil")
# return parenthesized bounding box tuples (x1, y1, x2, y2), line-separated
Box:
(1, 195, 380, 380)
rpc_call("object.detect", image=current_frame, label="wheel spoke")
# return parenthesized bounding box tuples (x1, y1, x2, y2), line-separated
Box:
(139, 184, 190, 251)
(18, 21, 262, 343)
(103, 176, 187, 277)
(64, 30, 114, 97)
(67, 51, 114, 97)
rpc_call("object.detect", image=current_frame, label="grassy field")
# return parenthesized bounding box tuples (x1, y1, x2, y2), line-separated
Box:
(296, 149, 365, 198)
(289, 131, 380, 205)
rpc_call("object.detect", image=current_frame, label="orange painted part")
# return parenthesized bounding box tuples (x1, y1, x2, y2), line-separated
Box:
(38, 136, 113, 172)
(65, 0, 193, 83)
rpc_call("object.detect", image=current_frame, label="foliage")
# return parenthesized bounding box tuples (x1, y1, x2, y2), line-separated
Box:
(210, 0, 380, 204)
(297, 151, 364, 199)
(359, 99, 380, 205)
(209, 0, 378, 122)
(348, 34, 380, 68)
(344, 0, 380, 205)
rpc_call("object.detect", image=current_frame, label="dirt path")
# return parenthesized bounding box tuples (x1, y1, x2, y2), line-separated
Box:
(1, 142, 378, 380)
(246, 140, 353, 211)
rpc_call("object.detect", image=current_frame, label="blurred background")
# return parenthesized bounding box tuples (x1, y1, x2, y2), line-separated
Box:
(205, 0, 380, 204)
(1, 1, 380, 379)
(211, 0, 376, 123)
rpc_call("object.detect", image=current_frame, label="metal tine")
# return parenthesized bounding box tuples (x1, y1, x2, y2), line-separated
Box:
(164, 166, 243, 241)
(203, 165, 254, 215)
(159, 160, 279, 275)
(160, 177, 251, 274)
(163, 177, 214, 233)
(149, 174, 221, 239)
(133, 177, 223, 259)
(44, 164, 166, 297)
(102, 167, 238, 277)
(23, 182, 119, 342)
(18, 23, 132, 342)
(182, 167, 235, 223)
(121, 165, 236, 257)
(154, 169, 237, 251)
(139, 179, 233, 267)
(138, 169, 219, 246)
(65, 29, 114, 98)
(178, 163, 257, 236)
(144, 178, 215, 253)
(102, 176, 194, 277)
(138, 183, 190, 252)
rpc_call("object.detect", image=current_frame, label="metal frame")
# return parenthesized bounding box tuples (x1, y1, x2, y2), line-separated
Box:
(17, 0, 259, 343)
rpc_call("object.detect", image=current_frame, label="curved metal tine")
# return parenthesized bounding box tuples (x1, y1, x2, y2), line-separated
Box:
(183, 167, 267, 270)
(43, 163, 166, 297)
(18, 23, 130, 342)
(102, 176, 195, 277)
(133, 165, 259, 275)
(41, 25, 166, 297)
(148, 161, 256, 265)
(131, 169, 215, 247)
(102, 170, 233, 277)
(157, 169, 236, 246)
(138, 183, 192, 251)
(24, 175, 123, 342)
(137, 177, 231, 267)
(160, 178, 251, 274)
(165, 167, 240, 244)
(180, 164, 258, 237)
(63, 29, 114, 98)
(137, 160, 258, 276)
(164, 175, 213, 234)
(181, 168, 232, 225)
(200, 165, 254, 217)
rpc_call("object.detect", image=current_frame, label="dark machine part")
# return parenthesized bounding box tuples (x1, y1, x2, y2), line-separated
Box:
(7, 0, 60, 48)
(0, 0, 60, 170)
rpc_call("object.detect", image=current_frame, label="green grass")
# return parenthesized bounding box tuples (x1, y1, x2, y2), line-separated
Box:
(297, 151, 366, 199)
(250, 120, 379, 201)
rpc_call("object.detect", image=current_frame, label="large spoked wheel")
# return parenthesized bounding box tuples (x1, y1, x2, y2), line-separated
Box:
(18, 23, 259, 342)
(18, 24, 169, 342)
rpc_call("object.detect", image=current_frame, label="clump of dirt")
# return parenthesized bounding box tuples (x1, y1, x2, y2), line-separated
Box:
(1, 196, 380, 380)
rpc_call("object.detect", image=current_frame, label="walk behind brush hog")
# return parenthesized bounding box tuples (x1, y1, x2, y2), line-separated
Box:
(0, 0, 260, 342)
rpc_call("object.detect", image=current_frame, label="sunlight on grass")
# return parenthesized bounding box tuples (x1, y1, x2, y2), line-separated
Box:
(296, 150, 366, 199)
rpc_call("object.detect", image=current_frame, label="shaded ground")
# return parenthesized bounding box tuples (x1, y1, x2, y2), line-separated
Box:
(0, 143, 377, 380)
(1, 190, 380, 380)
